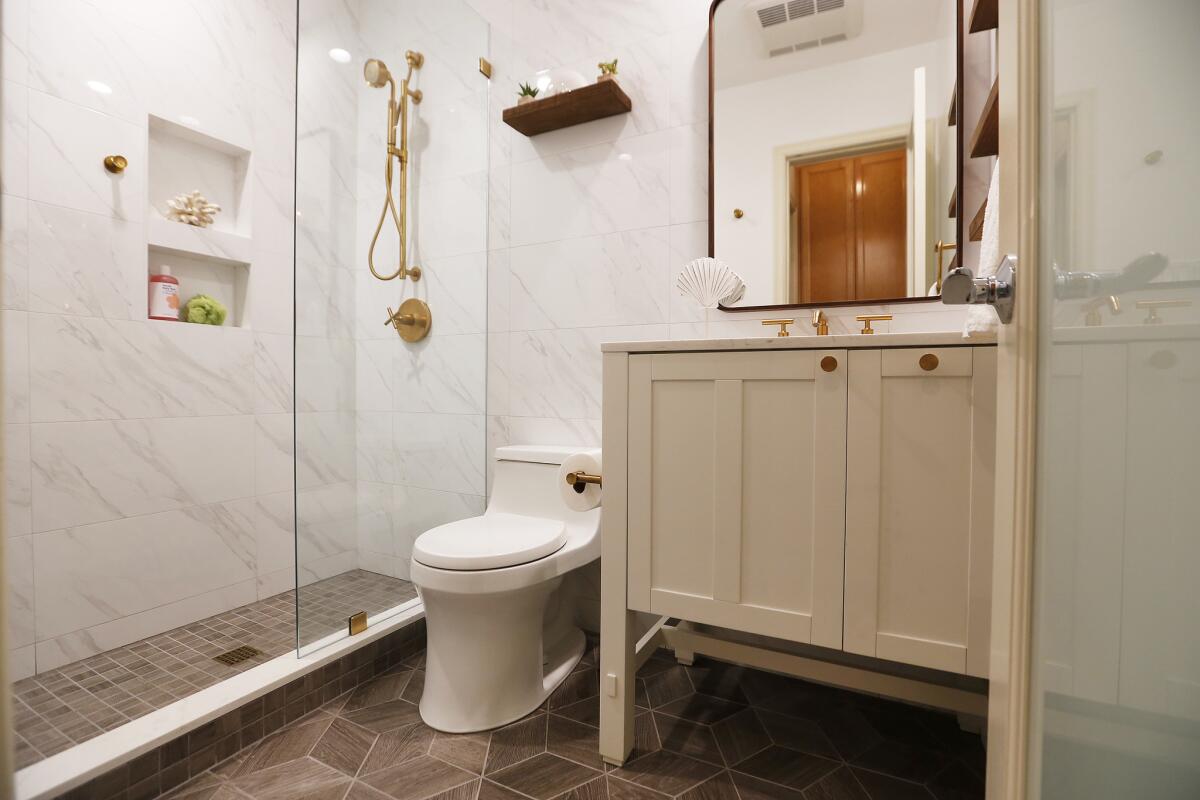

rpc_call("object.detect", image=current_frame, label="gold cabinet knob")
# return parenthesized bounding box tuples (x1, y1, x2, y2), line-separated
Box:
(855, 314, 892, 334)
(919, 353, 939, 371)
(762, 318, 794, 337)
(733, 208, 744, 219)
(1135, 299, 1191, 324)
(820, 355, 838, 372)
(103, 155, 128, 174)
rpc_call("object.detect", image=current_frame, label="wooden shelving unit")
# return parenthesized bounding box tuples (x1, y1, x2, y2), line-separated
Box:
(502, 80, 632, 137)
(969, 198, 988, 241)
(969, 78, 999, 159)
(969, 0, 998, 33)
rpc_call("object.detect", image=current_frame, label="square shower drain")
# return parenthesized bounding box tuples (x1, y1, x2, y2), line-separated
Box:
(213, 645, 263, 666)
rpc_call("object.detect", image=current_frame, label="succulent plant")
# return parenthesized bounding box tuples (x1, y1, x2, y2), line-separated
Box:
(518, 82, 540, 98)
(598, 59, 618, 76)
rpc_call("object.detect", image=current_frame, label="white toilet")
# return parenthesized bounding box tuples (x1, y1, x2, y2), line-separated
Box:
(409, 445, 601, 733)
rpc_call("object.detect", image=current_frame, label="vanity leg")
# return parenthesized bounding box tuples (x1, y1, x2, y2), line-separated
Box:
(673, 620, 696, 666)
(599, 607, 636, 766)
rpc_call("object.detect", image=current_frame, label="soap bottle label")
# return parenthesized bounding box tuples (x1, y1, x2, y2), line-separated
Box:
(149, 281, 180, 321)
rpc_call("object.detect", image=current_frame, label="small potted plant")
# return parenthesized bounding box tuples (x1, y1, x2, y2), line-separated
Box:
(517, 82, 539, 105)
(597, 59, 618, 82)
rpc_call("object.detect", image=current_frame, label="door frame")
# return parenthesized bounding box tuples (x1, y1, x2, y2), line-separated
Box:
(986, 0, 1039, 798)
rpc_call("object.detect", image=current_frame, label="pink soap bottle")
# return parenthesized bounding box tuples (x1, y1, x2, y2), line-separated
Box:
(148, 265, 181, 321)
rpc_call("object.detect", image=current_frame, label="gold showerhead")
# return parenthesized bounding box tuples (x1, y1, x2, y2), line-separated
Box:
(363, 58, 392, 88)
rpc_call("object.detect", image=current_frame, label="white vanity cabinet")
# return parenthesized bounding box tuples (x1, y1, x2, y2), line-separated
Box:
(625, 349, 849, 650)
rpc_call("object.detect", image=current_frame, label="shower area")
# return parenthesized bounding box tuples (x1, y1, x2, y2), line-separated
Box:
(4, 0, 491, 784)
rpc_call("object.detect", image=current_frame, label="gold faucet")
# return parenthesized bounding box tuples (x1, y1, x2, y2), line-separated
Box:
(811, 309, 829, 336)
(1135, 299, 1191, 324)
(1083, 295, 1121, 326)
(855, 314, 892, 334)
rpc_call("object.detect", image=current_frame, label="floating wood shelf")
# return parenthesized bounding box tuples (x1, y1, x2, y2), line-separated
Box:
(969, 0, 998, 33)
(969, 78, 999, 159)
(949, 186, 958, 219)
(948, 81, 957, 126)
(502, 80, 632, 137)
(970, 198, 988, 241)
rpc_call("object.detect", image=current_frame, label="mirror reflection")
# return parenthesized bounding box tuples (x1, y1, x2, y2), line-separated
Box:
(712, 0, 958, 307)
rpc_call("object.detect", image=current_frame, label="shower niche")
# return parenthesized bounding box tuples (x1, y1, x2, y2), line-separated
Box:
(146, 114, 252, 327)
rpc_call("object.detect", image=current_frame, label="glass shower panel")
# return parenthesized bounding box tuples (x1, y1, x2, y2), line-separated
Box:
(294, 0, 490, 653)
(1028, 0, 1200, 796)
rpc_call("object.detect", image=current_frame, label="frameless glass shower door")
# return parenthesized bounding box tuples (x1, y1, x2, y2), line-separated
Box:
(294, 0, 491, 653)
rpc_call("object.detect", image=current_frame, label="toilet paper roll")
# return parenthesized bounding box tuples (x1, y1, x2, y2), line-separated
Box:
(557, 449, 603, 512)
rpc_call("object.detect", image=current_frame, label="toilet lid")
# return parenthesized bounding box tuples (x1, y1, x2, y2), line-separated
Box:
(412, 513, 568, 571)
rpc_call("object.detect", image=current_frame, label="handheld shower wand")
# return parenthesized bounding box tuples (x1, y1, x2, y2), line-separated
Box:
(365, 52, 424, 282)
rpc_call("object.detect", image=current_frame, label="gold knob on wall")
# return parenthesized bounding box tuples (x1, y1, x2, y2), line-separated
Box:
(733, 208, 744, 219)
(103, 155, 128, 174)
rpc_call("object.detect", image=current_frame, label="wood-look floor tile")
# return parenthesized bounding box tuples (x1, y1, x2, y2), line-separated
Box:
(684, 663, 749, 704)
(755, 710, 838, 761)
(359, 754, 476, 800)
(233, 717, 331, 778)
(800, 767, 870, 800)
(728, 771, 806, 800)
(925, 760, 984, 800)
(430, 731, 491, 774)
(489, 752, 601, 800)
(851, 740, 948, 785)
(553, 696, 600, 728)
(553, 775, 608, 800)
(311, 718, 378, 776)
(656, 695, 744, 726)
(343, 700, 425, 734)
(732, 745, 839, 792)
(550, 670, 600, 710)
(479, 779, 534, 800)
(848, 769, 934, 800)
(360, 721, 435, 776)
(346, 782, 398, 800)
(652, 713, 724, 766)
(344, 671, 414, 713)
(485, 712, 547, 774)
(402, 670, 425, 704)
(606, 776, 672, 800)
(628, 712, 662, 762)
(854, 708, 940, 751)
(814, 708, 882, 762)
(710, 709, 770, 766)
(549, 712, 606, 770)
(230, 756, 350, 800)
(678, 771, 740, 800)
(643, 667, 694, 709)
(613, 749, 722, 796)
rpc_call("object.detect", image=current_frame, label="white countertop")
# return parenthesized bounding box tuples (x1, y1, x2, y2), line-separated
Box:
(601, 330, 996, 353)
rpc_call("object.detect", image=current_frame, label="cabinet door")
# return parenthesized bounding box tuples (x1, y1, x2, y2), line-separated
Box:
(844, 347, 996, 676)
(627, 350, 848, 649)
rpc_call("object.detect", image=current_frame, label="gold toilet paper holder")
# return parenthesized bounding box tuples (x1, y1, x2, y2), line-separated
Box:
(564, 471, 602, 493)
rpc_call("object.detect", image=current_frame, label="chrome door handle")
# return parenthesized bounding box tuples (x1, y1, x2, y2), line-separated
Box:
(941, 254, 1016, 324)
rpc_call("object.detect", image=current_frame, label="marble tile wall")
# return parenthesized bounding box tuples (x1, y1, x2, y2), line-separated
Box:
(476, 0, 970, 625)
(2, 0, 299, 678)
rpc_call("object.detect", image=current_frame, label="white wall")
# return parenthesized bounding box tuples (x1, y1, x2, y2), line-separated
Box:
(714, 39, 954, 305)
(2, 0, 298, 677)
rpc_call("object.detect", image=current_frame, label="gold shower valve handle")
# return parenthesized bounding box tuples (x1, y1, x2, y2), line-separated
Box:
(856, 314, 892, 334)
(384, 298, 432, 342)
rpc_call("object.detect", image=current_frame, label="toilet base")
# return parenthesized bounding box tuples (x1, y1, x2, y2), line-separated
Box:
(417, 577, 586, 733)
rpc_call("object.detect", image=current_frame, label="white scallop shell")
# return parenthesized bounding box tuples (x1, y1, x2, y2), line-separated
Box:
(676, 257, 746, 309)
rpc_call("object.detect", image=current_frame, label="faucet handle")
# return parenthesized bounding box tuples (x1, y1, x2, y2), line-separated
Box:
(1135, 299, 1191, 325)
(855, 314, 892, 335)
(762, 319, 795, 337)
(811, 309, 829, 335)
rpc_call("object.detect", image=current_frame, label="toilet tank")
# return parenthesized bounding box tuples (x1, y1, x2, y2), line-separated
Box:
(488, 445, 594, 521)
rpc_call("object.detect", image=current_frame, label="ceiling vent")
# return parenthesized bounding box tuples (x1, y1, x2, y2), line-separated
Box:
(748, 0, 863, 57)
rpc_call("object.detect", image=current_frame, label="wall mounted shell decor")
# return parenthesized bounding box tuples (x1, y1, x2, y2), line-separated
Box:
(676, 257, 746, 308)
(166, 190, 221, 227)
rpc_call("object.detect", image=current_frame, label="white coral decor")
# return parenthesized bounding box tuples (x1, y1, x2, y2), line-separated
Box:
(676, 257, 746, 309)
(166, 189, 222, 227)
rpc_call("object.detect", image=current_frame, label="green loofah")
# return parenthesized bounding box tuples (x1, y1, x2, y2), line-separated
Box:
(184, 294, 227, 325)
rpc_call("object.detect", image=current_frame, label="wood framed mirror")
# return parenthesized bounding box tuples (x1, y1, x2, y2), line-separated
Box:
(709, 0, 962, 311)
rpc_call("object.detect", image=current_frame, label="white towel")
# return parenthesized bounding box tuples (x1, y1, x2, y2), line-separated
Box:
(963, 160, 1002, 337)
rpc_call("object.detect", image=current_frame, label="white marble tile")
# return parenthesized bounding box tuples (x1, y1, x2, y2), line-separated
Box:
(2, 82, 29, 197)
(257, 567, 294, 601)
(255, 413, 295, 496)
(356, 339, 394, 412)
(487, 332, 511, 418)
(295, 255, 355, 340)
(27, 90, 145, 220)
(411, 92, 489, 183)
(3, 424, 32, 538)
(28, 314, 255, 422)
(394, 333, 487, 415)
(9, 645, 34, 682)
(667, 221, 709, 323)
(245, 245, 295, 336)
(26, 201, 143, 319)
(34, 579, 257, 673)
(295, 481, 357, 578)
(254, 333, 294, 414)
(509, 228, 671, 329)
(254, 490, 296, 583)
(295, 335, 355, 412)
(1, 195, 29, 310)
(510, 0, 676, 68)
(421, 250, 488, 336)
(33, 504, 259, 641)
(499, 415, 602, 449)
(510, 130, 671, 247)
(253, 86, 296, 178)
(356, 481, 395, 558)
(393, 412, 486, 495)
(30, 415, 255, 532)
(487, 248, 510, 334)
(488, 165, 511, 251)
(251, 164, 297, 257)
(295, 411, 356, 490)
(297, 550, 357, 591)
(668, 22, 709, 128)
(2, 310, 29, 423)
(392, 485, 485, 580)
(356, 411, 394, 484)
(7, 534, 34, 649)
(2, 0, 29, 88)
(509, 324, 669, 419)
(414, 171, 489, 259)
(669, 121, 709, 225)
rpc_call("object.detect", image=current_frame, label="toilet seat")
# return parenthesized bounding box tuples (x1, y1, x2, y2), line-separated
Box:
(413, 513, 567, 571)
